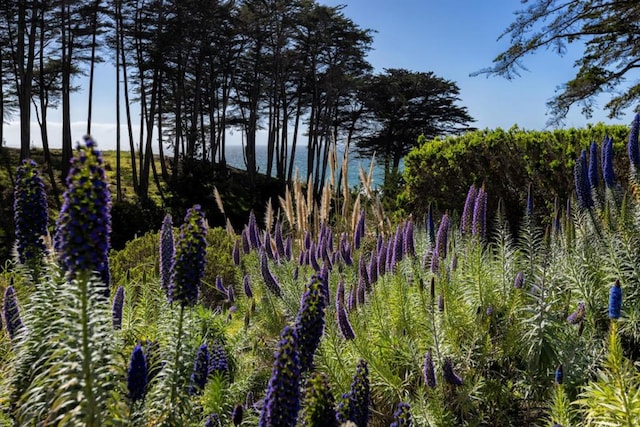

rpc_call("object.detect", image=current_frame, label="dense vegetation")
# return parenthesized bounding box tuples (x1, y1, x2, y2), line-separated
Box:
(2, 116, 640, 426)
(401, 123, 632, 229)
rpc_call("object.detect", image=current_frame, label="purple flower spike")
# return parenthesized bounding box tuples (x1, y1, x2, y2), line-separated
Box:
(337, 359, 369, 427)
(274, 222, 286, 257)
(609, 279, 622, 320)
(461, 184, 477, 234)
(209, 340, 229, 375)
(423, 350, 436, 388)
(368, 252, 378, 285)
(394, 224, 404, 264)
(427, 204, 435, 245)
(189, 344, 209, 395)
(248, 211, 261, 249)
(159, 214, 174, 295)
(443, 357, 463, 386)
(3, 285, 24, 339)
(169, 205, 207, 307)
(435, 214, 450, 259)
(555, 364, 563, 385)
(514, 271, 525, 289)
(112, 285, 125, 330)
(359, 254, 371, 293)
(216, 275, 228, 295)
(264, 231, 276, 260)
(232, 240, 241, 266)
(259, 326, 301, 427)
(574, 149, 594, 209)
(260, 250, 282, 297)
(294, 276, 328, 372)
(55, 136, 112, 289)
(588, 140, 599, 189)
(602, 135, 616, 188)
(377, 240, 387, 277)
(404, 220, 416, 258)
(232, 404, 244, 426)
(14, 159, 48, 266)
(567, 302, 586, 324)
(390, 402, 412, 427)
(241, 227, 251, 254)
(128, 344, 148, 402)
(205, 414, 221, 427)
(628, 113, 640, 171)
(243, 274, 253, 298)
(472, 187, 487, 239)
(284, 236, 293, 261)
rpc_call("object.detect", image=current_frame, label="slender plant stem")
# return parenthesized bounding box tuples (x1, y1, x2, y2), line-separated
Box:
(80, 274, 97, 426)
(168, 304, 185, 425)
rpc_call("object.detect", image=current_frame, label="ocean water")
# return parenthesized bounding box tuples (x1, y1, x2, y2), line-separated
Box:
(223, 144, 386, 188)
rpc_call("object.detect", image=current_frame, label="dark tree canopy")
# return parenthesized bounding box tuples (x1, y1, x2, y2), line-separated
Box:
(474, 0, 640, 125)
(355, 68, 475, 175)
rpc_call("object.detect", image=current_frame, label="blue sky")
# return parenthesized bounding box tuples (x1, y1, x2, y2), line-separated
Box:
(4, 1, 634, 150)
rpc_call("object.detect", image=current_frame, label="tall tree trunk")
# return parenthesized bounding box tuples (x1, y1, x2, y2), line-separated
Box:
(115, 0, 122, 202)
(17, 1, 38, 161)
(60, 1, 73, 180)
(86, 0, 99, 135)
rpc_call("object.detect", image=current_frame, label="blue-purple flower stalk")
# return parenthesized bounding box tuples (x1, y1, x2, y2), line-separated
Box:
(472, 187, 487, 239)
(232, 239, 241, 266)
(609, 279, 622, 320)
(13, 159, 48, 267)
(602, 135, 616, 188)
(443, 357, 463, 386)
(274, 222, 286, 257)
(259, 325, 301, 427)
(260, 249, 283, 297)
(112, 285, 125, 330)
(209, 340, 229, 375)
(337, 359, 370, 427)
(435, 214, 450, 259)
(628, 113, 640, 172)
(588, 140, 599, 188)
(243, 274, 253, 298)
(574, 149, 594, 209)
(189, 344, 209, 395)
(169, 205, 207, 307)
(461, 184, 477, 234)
(423, 350, 437, 388)
(390, 402, 412, 427)
(336, 282, 355, 340)
(159, 214, 174, 295)
(55, 136, 112, 289)
(404, 220, 415, 258)
(128, 344, 148, 403)
(514, 271, 525, 289)
(554, 364, 563, 385)
(3, 285, 24, 339)
(293, 276, 327, 373)
(567, 302, 586, 324)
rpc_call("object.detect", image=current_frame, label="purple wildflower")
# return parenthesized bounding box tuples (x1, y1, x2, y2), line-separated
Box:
(628, 113, 640, 171)
(427, 203, 435, 245)
(3, 285, 24, 339)
(461, 184, 478, 234)
(368, 252, 378, 285)
(386, 236, 395, 272)
(423, 350, 437, 388)
(339, 233, 353, 266)
(609, 279, 622, 320)
(260, 249, 282, 297)
(443, 357, 463, 386)
(241, 227, 251, 254)
(567, 302, 586, 324)
(248, 211, 261, 249)
(304, 231, 312, 251)
(159, 214, 174, 294)
(189, 344, 210, 395)
(128, 344, 148, 402)
(243, 274, 253, 298)
(337, 287, 355, 340)
(208, 340, 229, 376)
(284, 236, 293, 261)
(264, 231, 276, 260)
(602, 135, 616, 188)
(216, 275, 228, 295)
(309, 242, 321, 272)
(13, 159, 48, 266)
(169, 205, 207, 307)
(359, 254, 370, 292)
(472, 187, 487, 239)
(55, 137, 112, 289)
(588, 140, 599, 188)
(514, 271, 525, 289)
(293, 276, 327, 373)
(356, 276, 366, 306)
(232, 240, 241, 266)
(435, 214, 450, 259)
(394, 224, 404, 264)
(205, 414, 221, 427)
(337, 359, 370, 427)
(112, 285, 125, 330)
(258, 325, 301, 427)
(390, 402, 412, 427)
(377, 239, 387, 277)
(404, 220, 416, 258)
(555, 364, 563, 385)
(438, 294, 445, 312)
(574, 149, 594, 209)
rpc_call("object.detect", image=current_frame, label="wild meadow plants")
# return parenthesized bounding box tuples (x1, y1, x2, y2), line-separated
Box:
(3, 118, 640, 426)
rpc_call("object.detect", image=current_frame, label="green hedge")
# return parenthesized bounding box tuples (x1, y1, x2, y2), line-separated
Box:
(400, 123, 631, 228)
